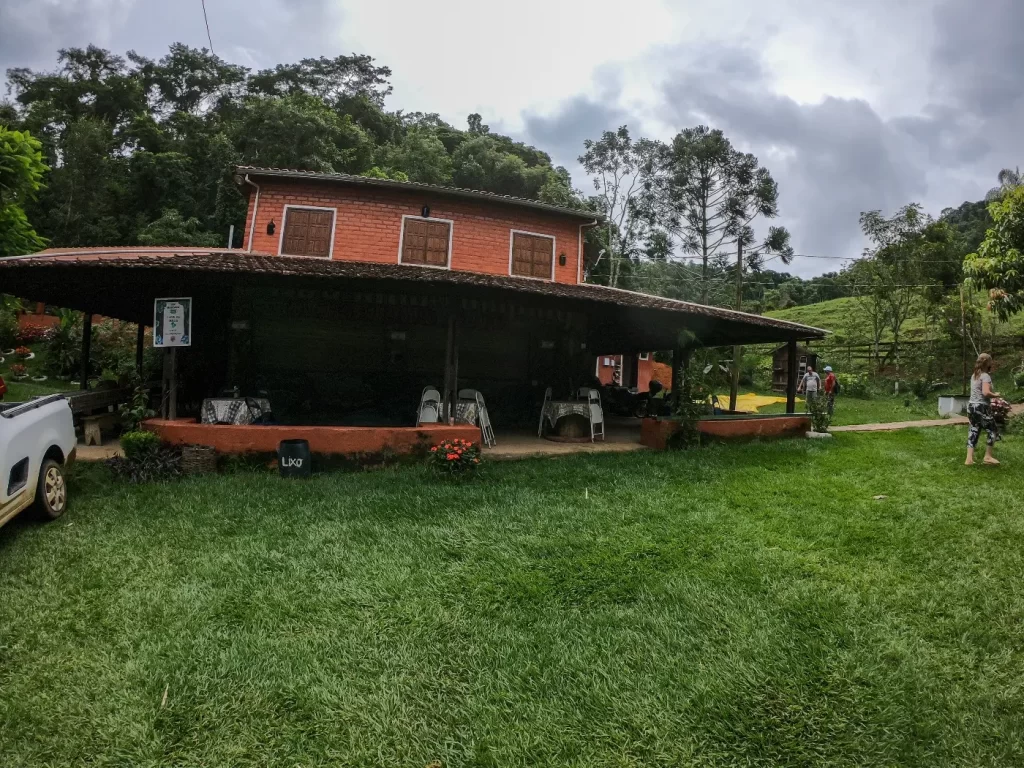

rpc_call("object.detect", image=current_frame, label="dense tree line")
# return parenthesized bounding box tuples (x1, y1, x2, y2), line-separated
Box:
(0, 44, 580, 252)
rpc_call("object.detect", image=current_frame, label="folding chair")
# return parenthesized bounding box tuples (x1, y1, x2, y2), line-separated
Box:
(475, 392, 496, 447)
(458, 388, 479, 400)
(537, 386, 552, 437)
(587, 388, 605, 442)
(417, 387, 441, 426)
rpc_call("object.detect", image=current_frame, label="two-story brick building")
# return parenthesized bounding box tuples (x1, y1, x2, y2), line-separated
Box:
(0, 166, 824, 454)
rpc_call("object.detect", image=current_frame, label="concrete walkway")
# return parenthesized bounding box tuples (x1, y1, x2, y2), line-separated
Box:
(831, 404, 1024, 433)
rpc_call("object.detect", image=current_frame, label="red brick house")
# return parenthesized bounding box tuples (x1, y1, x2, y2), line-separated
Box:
(238, 167, 592, 285)
(0, 166, 824, 454)
(595, 353, 656, 392)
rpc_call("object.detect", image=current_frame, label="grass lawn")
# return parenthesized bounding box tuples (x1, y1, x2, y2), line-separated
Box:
(2, 430, 1024, 766)
(757, 393, 941, 426)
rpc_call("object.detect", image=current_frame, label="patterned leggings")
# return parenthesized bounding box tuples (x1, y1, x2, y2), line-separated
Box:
(967, 403, 998, 448)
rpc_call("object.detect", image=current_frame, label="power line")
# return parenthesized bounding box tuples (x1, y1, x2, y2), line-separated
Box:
(200, 0, 215, 54)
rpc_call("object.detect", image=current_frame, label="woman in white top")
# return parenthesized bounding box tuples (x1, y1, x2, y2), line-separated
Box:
(966, 353, 1001, 466)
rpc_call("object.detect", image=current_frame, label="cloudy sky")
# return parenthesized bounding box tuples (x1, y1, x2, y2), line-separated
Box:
(2, 0, 1020, 276)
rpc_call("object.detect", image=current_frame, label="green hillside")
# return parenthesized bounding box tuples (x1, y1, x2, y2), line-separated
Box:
(766, 295, 1024, 342)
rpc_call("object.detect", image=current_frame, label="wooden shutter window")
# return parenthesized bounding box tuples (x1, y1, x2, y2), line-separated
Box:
(402, 218, 450, 267)
(281, 208, 333, 258)
(511, 233, 554, 279)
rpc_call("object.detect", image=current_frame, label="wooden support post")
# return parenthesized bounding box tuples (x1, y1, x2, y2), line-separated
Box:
(168, 347, 178, 421)
(80, 314, 92, 391)
(136, 324, 145, 377)
(786, 337, 798, 414)
(442, 313, 455, 422)
(671, 346, 683, 397)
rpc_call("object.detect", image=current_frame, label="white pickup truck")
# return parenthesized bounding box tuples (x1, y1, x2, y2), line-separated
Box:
(0, 394, 77, 529)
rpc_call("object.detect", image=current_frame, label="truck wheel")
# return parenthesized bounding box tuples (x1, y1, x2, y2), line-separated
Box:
(35, 459, 67, 520)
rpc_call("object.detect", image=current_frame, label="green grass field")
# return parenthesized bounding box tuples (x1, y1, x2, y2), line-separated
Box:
(2, 429, 1023, 766)
(766, 294, 1024, 342)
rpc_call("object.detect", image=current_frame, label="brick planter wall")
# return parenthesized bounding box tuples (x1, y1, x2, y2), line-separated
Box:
(640, 415, 812, 449)
(144, 419, 481, 457)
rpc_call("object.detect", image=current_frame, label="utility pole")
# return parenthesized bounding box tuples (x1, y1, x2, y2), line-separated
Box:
(728, 239, 743, 412)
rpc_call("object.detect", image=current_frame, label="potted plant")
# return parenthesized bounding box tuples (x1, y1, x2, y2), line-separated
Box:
(10, 363, 28, 381)
(15, 345, 33, 360)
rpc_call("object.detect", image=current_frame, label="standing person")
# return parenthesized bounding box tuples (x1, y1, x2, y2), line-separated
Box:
(797, 365, 821, 410)
(823, 366, 838, 417)
(966, 353, 1002, 466)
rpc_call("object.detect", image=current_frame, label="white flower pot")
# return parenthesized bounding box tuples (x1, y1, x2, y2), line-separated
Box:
(938, 394, 969, 417)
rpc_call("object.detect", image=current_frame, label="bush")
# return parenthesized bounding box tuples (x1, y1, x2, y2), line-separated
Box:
(0, 310, 17, 350)
(45, 310, 81, 378)
(108, 431, 180, 483)
(120, 430, 161, 460)
(428, 438, 481, 476)
(837, 372, 870, 399)
(15, 325, 51, 344)
(120, 384, 156, 433)
(808, 393, 831, 433)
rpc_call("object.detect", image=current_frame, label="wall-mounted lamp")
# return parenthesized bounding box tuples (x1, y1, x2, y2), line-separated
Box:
(267, 219, 276, 236)
(558, 252, 567, 266)
(421, 205, 431, 218)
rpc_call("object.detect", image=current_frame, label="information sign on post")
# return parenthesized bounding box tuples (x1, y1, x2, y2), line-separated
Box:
(153, 297, 192, 347)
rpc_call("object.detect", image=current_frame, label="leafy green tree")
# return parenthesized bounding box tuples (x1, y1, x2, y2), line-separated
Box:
(247, 54, 392, 107)
(965, 185, 1024, 319)
(234, 93, 373, 173)
(579, 126, 665, 288)
(385, 129, 452, 184)
(138, 209, 223, 247)
(0, 126, 48, 255)
(660, 125, 790, 304)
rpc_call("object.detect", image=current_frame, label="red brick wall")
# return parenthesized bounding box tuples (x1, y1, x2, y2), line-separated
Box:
(241, 179, 587, 285)
(594, 354, 656, 390)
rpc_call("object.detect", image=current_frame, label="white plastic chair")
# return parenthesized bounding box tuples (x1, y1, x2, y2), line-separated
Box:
(587, 388, 605, 442)
(417, 387, 441, 426)
(578, 387, 601, 407)
(537, 386, 552, 437)
(458, 388, 479, 400)
(475, 392, 496, 447)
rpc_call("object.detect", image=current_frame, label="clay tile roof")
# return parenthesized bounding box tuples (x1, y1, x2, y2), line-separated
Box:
(0, 248, 826, 339)
(235, 166, 604, 222)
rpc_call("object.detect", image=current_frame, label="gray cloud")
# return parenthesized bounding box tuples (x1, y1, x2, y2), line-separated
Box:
(516, 0, 1024, 276)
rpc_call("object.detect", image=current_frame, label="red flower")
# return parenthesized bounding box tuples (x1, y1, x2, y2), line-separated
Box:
(431, 446, 437, 452)
(447, 453, 458, 460)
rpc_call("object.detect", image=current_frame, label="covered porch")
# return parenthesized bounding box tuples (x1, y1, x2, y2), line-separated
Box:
(0, 248, 826, 455)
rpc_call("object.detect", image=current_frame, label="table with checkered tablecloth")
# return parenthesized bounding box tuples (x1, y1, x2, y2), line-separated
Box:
(541, 400, 592, 430)
(200, 397, 271, 425)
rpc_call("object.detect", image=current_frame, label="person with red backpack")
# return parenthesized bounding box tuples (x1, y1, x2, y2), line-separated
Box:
(823, 366, 838, 416)
(0, 374, 6, 401)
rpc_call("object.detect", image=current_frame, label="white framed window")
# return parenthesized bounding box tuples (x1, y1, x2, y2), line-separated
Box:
(509, 230, 555, 280)
(398, 215, 454, 269)
(279, 205, 336, 258)
(638, 352, 650, 361)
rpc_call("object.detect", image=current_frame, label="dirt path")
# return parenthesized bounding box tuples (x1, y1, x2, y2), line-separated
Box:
(831, 404, 1024, 433)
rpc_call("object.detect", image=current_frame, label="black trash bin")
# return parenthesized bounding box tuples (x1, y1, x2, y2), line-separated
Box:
(278, 439, 311, 478)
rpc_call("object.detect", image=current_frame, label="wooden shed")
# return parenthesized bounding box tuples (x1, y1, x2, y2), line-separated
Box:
(772, 344, 818, 392)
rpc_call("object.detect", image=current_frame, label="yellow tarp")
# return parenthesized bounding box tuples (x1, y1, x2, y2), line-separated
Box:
(715, 393, 801, 412)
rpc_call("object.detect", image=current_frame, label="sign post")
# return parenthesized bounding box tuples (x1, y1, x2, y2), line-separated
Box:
(154, 298, 192, 421)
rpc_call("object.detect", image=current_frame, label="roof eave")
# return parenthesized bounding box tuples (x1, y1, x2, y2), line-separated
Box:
(235, 166, 604, 223)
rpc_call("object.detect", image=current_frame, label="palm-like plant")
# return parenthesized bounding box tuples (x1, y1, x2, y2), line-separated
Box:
(987, 166, 1021, 200)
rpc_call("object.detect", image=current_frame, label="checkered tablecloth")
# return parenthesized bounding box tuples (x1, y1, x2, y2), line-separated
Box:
(455, 399, 479, 425)
(201, 398, 271, 425)
(542, 400, 592, 429)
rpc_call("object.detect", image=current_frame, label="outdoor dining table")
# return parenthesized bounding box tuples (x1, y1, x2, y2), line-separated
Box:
(541, 400, 592, 432)
(454, 398, 479, 426)
(200, 397, 271, 426)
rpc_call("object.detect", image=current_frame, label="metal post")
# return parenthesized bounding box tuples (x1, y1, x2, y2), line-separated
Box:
(136, 324, 145, 377)
(228, 224, 235, 250)
(80, 314, 92, 391)
(786, 337, 798, 414)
